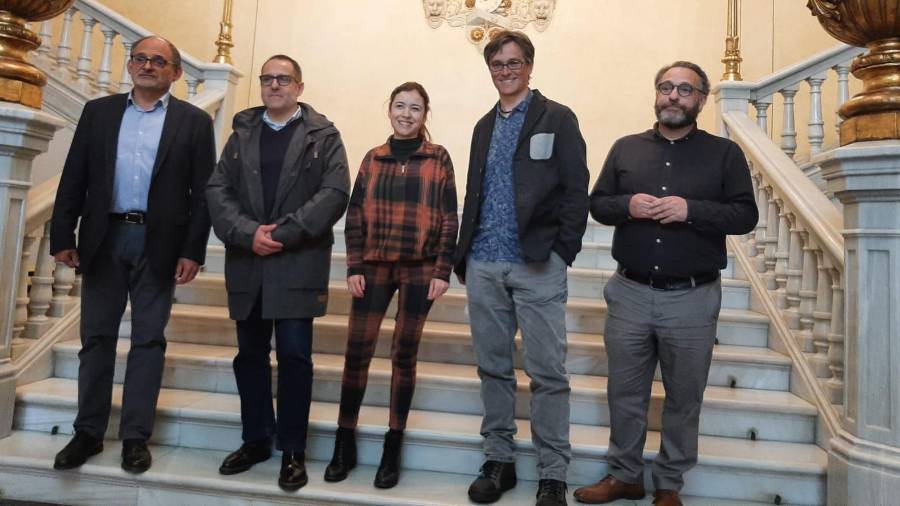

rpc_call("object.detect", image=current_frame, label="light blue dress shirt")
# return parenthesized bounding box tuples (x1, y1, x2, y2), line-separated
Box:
(110, 92, 169, 213)
(262, 105, 302, 131)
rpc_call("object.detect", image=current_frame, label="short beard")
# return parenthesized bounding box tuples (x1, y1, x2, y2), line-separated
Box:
(656, 102, 700, 129)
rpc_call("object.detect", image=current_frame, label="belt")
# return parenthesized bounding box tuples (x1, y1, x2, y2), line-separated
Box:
(618, 266, 719, 291)
(109, 211, 146, 224)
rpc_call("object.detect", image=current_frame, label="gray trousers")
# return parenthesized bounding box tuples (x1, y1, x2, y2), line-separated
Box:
(75, 222, 175, 441)
(603, 272, 721, 491)
(466, 254, 571, 482)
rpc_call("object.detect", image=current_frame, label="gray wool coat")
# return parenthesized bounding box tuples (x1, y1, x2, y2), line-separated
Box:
(206, 103, 350, 320)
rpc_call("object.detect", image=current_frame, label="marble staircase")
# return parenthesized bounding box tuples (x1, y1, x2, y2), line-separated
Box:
(4, 222, 828, 505)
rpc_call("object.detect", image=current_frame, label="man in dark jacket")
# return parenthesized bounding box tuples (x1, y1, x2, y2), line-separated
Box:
(455, 30, 589, 506)
(50, 35, 215, 474)
(206, 54, 350, 491)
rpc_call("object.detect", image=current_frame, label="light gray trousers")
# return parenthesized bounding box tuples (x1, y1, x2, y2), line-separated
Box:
(603, 272, 721, 491)
(466, 253, 571, 482)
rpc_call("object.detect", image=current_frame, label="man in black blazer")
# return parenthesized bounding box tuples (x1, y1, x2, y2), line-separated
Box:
(49, 35, 215, 474)
(454, 30, 589, 506)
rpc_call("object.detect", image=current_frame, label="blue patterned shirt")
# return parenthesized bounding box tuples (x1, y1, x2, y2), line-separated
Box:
(471, 90, 533, 263)
(110, 92, 169, 213)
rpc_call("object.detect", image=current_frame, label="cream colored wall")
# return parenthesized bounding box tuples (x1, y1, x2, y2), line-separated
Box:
(89, 0, 847, 190)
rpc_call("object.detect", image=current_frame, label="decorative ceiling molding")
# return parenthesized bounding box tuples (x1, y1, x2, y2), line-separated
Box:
(423, 0, 556, 46)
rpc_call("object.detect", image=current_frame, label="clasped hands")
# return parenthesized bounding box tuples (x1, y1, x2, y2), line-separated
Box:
(253, 223, 283, 256)
(629, 193, 688, 224)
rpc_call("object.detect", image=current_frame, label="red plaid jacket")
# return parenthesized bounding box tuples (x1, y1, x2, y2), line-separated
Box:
(345, 140, 458, 281)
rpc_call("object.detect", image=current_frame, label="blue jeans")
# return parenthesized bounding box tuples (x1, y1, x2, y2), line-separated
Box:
(466, 253, 571, 482)
(234, 295, 313, 453)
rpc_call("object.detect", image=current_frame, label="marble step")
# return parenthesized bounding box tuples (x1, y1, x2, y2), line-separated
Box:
(165, 305, 781, 388)
(201, 249, 742, 303)
(0, 431, 777, 506)
(174, 275, 759, 337)
(51, 339, 815, 443)
(12, 379, 826, 504)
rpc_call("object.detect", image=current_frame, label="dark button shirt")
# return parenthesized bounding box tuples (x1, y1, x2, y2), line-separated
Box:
(471, 90, 534, 263)
(590, 123, 758, 277)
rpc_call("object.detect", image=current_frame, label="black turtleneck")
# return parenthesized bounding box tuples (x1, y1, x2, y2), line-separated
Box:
(389, 136, 423, 163)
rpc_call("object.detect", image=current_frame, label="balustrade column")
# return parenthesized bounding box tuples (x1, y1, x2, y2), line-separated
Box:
(25, 224, 54, 338)
(11, 232, 38, 341)
(37, 21, 53, 58)
(118, 40, 133, 92)
(780, 85, 799, 158)
(186, 78, 199, 99)
(797, 233, 819, 352)
(76, 15, 98, 86)
(762, 196, 779, 289)
(807, 72, 826, 154)
(825, 268, 844, 404)
(753, 184, 769, 271)
(55, 7, 77, 68)
(754, 96, 773, 134)
(49, 263, 76, 318)
(810, 253, 833, 378)
(773, 204, 791, 308)
(97, 27, 117, 94)
(833, 63, 851, 137)
(784, 216, 804, 329)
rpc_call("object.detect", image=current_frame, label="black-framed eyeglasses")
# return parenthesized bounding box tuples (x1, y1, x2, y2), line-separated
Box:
(656, 81, 706, 97)
(259, 74, 297, 87)
(489, 59, 526, 73)
(130, 54, 172, 69)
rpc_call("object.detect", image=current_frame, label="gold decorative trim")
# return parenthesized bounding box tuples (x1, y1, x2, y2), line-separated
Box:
(213, 0, 233, 65)
(721, 0, 742, 81)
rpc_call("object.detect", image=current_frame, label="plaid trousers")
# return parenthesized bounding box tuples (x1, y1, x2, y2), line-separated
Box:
(337, 260, 436, 431)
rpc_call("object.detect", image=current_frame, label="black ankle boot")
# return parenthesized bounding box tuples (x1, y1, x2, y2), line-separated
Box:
(373, 429, 403, 489)
(324, 427, 357, 482)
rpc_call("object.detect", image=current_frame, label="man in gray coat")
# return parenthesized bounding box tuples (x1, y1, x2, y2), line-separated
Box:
(206, 54, 350, 491)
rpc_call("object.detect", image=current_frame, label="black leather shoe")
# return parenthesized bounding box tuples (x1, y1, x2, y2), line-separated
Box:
(121, 439, 151, 474)
(219, 438, 272, 475)
(373, 429, 403, 489)
(468, 460, 517, 503)
(536, 479, 568, 506)
(53, 431, 103, 470)
(278, 451, 308, 491)
(323, 427, 356, 482)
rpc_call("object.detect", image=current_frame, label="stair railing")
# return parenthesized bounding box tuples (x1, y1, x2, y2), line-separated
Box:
(714, 45, 858, 439)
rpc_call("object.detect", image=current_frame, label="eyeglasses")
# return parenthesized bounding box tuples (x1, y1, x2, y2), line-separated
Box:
(656, 81, 706, 97)
(489, 59, 526, 73)
(130, 54, 173, 69)
(259, 74, 297, 87)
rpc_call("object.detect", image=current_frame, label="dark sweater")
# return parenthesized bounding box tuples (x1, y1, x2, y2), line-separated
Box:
(389, 136, 423, 163)
(259, 119, 302, 217)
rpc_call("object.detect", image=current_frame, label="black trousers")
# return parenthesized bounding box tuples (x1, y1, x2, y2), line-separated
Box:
(234, 295, 314, 453)
(75, 222, 175, 441)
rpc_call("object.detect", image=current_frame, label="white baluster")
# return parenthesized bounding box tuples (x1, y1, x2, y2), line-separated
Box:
(186, 78, 199, 99)
(780, 85, 799, 158)
(784, 216, 804, 329)
(797, 233, 818, 352)
(56, 7, 77, 68)
(810, 253, 833, 378)
(25, 225, 55, 338)
(743, 171, 760, 256)
(834, 63, 851, 136)
(97, 26, 117, 94)
(12, 233, 38, 340)
(49, 263, 76, 318)
(773, 203, 790, 307)
(76, 14, 98, 86)
(763, 197, 779, 290)
(806, 72, 826, 154)
(825, 269, 845, 404)
(753, 184, 770, 273)
(753, 96, 773, 134)
(37, 21, 53, 58)
(118, 40, 133, 92)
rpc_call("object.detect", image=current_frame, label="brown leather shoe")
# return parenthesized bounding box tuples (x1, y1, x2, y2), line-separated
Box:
(653, 489, 683, 506)
(573, 474, 645, 503)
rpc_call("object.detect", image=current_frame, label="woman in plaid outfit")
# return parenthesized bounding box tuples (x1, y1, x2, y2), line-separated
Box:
(324, 82, 458, 489)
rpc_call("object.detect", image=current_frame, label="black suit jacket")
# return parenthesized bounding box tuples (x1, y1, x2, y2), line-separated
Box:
(50, 93, 216, 276)
(454, 89, 590, 280)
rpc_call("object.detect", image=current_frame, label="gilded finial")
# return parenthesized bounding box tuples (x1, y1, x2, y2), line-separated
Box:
(213, 0, 233, 65)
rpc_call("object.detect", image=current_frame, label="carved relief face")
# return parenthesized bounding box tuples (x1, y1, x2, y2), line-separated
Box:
(533, 0, 552, 19)
(426, 0, 446, 17)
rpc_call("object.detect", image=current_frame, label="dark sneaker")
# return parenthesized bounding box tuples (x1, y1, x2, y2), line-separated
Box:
(536, 478, 568, 506)
(467, 460, 517, 503)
